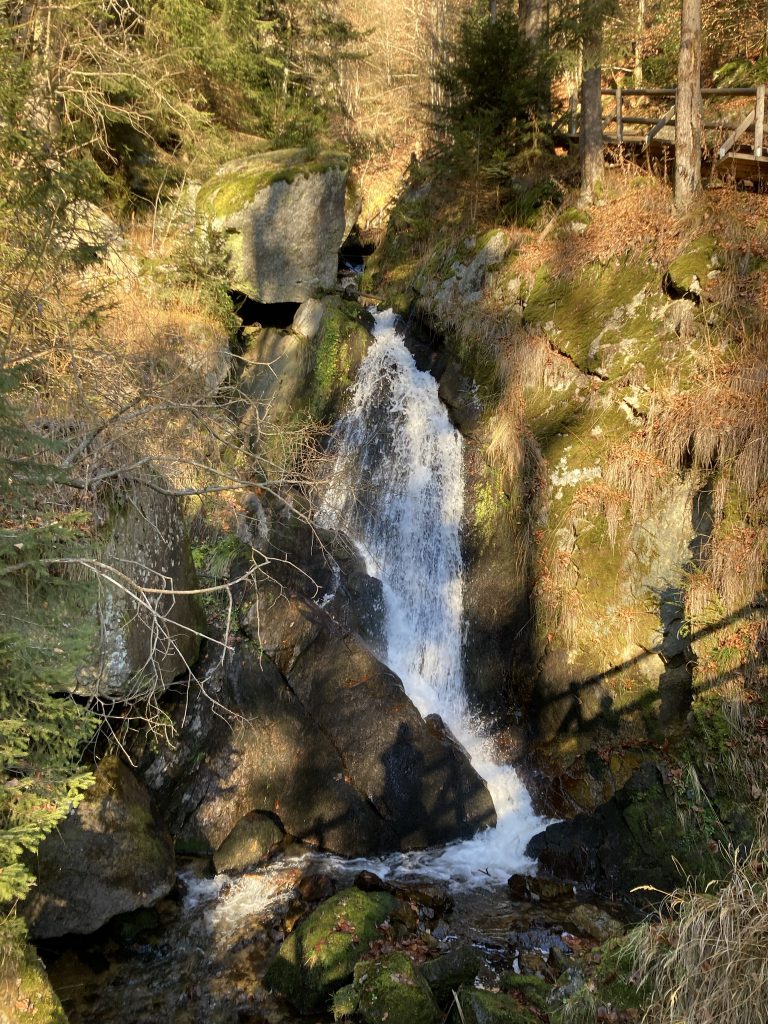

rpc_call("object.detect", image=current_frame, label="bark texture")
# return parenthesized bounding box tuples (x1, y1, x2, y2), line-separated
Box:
(580, 12, 604, 203)
(674, 0, 702, 212)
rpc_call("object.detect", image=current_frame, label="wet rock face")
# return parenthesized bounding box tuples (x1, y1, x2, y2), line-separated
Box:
(525, 762, 720, 899)
(23, 757, 175, 940)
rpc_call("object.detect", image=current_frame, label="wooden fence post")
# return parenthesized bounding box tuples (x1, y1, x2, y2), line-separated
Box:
(755, 83, 765, 158)
(616, 85, 623, 143)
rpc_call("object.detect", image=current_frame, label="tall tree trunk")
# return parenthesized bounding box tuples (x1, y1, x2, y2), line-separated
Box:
(519, 0, 549, 118)
(489, 0, 497, 22)
(580, 10, 604, 203)
(674, 0, 702, 212)
(519, 0, 546, 41)
(633, 0, 645, 87)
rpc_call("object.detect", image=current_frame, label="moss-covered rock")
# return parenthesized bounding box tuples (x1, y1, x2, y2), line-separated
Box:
(354, 952, 441, 1024)
(23, 756, 175, 939)
(458, 986, 538, 1024)
(304, 300, 370, 421)
(332, 983, 360, 1020)
(0, 941, 68, 1024)
(419, 943, 484, 1006)
(500, 972, 550, 1011)
(263, 887, 397, 1012)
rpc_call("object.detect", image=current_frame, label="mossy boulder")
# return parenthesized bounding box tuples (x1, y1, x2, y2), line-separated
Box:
(263, 887, 397, 1012)
(526, 762, 723, 898)
(23, 756, 175, 939)
(353, 952, 441, 1024)
(0, 941, 68, 1024)
(197, 148, 348, 302)
(458, 986, 538, 1024)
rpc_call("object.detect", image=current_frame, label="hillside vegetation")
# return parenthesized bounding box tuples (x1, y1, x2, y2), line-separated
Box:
(3, 1, 768, 1021)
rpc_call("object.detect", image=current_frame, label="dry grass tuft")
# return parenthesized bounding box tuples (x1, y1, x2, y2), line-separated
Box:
(632, 848, 768, 1024)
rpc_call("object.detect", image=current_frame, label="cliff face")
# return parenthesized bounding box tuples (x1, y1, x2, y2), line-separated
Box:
(368, 166, 768, 889)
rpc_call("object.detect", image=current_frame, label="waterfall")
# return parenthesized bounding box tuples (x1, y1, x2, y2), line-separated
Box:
(322, 310, 545, 886)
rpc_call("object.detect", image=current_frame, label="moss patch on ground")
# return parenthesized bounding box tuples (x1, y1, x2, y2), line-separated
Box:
(524, 259, 667, 377)
(666, 233, 717, 295)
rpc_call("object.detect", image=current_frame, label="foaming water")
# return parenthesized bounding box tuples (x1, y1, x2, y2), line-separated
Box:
(321, 309, 546, 886)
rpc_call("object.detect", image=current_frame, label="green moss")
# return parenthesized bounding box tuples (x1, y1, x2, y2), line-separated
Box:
(332, 983, 359, 1020)
(197, 148, 348, 221)
(305, 303, 369, 421)
(1, 939, 68, 1024)
(353, 952, 441, 1024)
(558, 207, 591, 226)
(473, 477, 510, 546)
(263, 887, 397, 1013)
(524, 260, 663, 376)
(458, 986, 538, 1024)
(592, 935, 647, 1011)
(500, 972, 551, 1010)
(666, 234, 717, 295)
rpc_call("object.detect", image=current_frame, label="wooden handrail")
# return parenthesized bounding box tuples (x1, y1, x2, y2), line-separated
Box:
(557, 81, 768, 169)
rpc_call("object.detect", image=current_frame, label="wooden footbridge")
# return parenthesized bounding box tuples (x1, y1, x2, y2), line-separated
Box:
(553, 84, 768, 182)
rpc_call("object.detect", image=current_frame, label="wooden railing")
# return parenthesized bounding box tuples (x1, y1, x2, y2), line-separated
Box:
(553, 85, 768, 162)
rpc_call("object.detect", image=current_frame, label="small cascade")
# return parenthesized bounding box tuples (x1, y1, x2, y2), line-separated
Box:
(322, 310, 545, 885)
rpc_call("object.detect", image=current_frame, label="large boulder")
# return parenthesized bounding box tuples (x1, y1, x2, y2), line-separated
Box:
(140, 499, 494, 858)
(23, 757, 175, 939)
(73, 480, 205, 699)
(525, 762, 726, 898)
(250, 590, 496, 850)
(197, 148, 348, 303)
(142, 648, 392, 857)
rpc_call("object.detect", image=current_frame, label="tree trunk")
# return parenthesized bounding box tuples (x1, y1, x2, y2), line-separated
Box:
(519, 0, 549, 118)
(633, 0, 645, 87)
(674, 0, 702, 212)
(580, 11, 604, 203)
(489, 0, 497, 22)
(519, 0, 546, 41)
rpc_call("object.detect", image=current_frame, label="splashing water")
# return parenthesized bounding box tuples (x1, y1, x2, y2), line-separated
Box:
(321, 310, 546, 886)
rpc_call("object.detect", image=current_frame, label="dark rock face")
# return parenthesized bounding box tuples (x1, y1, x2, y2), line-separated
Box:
(525, 763, 712, 898)
(143, 649, 392, 856)
(141, 492, 494, 858)
(263, 596, 496, 850)
(24, 757, 175, 939)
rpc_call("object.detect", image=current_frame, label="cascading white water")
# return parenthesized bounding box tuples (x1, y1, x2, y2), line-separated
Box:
(322, 310, 545, 886)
